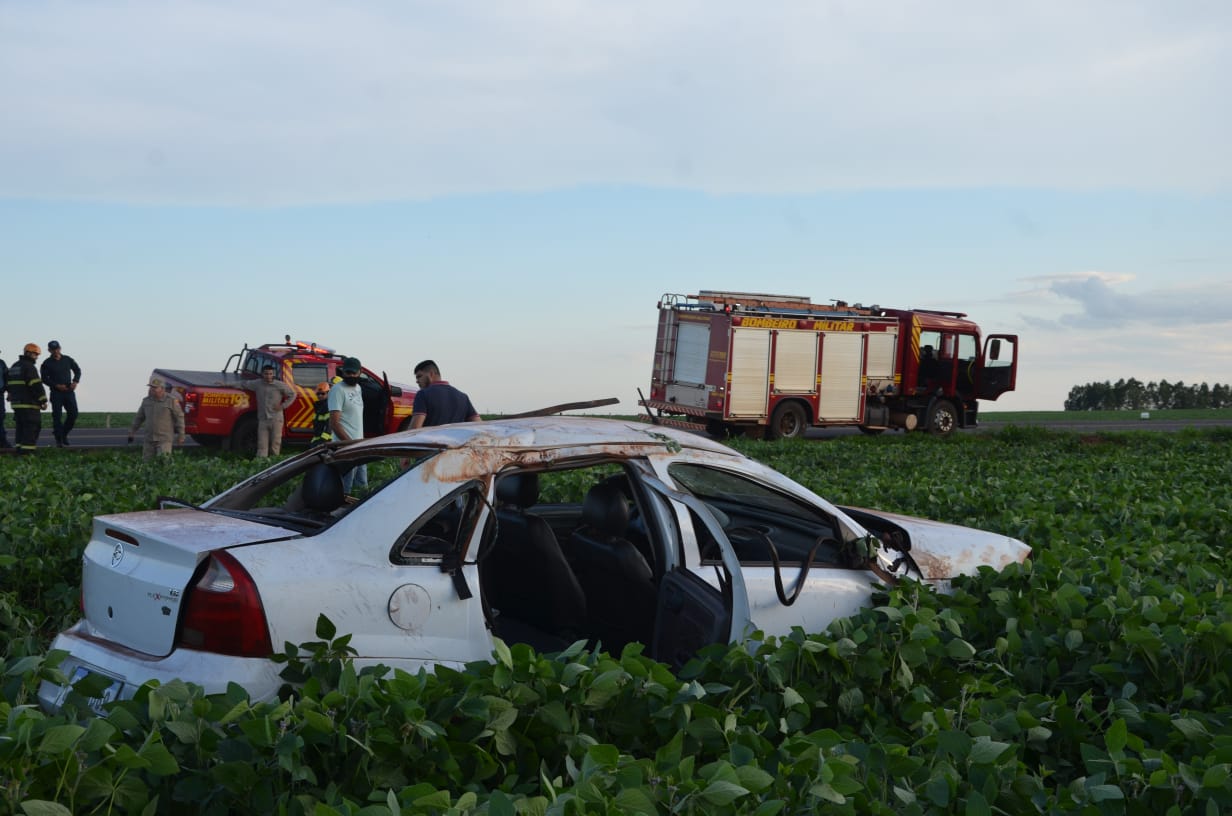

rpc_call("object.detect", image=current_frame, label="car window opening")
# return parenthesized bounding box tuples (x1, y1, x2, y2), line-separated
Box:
(205, 449, 437, 533)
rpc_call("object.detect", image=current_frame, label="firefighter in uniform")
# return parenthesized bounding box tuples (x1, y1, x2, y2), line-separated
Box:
(309, 381, 333, 446)
(8, 344, 48, 454)
(127, 377, 185, 459)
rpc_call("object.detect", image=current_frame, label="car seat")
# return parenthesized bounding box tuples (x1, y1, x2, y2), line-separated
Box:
(483, 473, 587, 641)
(568, 481, 657, 652)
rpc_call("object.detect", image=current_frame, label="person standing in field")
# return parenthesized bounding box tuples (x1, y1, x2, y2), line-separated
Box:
(328, 357, 367, 492)
(40, 340, 82, 447)
(7, 343, 48, 455)
(236, 364, 297, 457)
(409, 359, 481, 428)
(128, 377, 185, 459)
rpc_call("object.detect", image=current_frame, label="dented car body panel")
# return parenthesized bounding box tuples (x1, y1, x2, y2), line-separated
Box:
(41, 417, 1029, 714)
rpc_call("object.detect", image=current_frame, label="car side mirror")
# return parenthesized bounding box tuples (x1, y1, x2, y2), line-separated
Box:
(388, 385, 403, 397)
(990, 338, 1001, 361)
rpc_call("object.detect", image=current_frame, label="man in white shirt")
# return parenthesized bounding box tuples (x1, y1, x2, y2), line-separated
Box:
(328, 356, 367, 492)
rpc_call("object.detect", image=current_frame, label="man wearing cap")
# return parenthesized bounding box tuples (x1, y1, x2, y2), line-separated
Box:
(128, 377, 185, 459)
(6, 344, 47, 454)
(40, 340, 82, 447)
(235, 363, 296, 457)
(328, 357, 367, 491)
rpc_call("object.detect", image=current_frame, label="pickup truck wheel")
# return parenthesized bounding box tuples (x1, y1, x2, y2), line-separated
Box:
(230, 415, 258, 456)
(768, 401, 807, 440)
(927, 400, 958, 437)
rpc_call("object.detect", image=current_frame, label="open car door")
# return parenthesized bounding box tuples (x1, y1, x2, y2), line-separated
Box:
(639, 474, 752, 669)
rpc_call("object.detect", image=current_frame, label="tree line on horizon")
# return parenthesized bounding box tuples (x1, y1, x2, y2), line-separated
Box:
(1064, 378, 1231, 411)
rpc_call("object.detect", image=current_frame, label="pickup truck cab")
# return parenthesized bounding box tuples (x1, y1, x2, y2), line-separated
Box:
(153, 340, 416, 454)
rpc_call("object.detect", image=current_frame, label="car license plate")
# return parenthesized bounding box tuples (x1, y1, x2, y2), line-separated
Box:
(54, 666, 123, 715)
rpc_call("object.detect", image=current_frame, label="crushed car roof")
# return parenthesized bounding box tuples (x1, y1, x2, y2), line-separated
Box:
(350, 416, 741, 456)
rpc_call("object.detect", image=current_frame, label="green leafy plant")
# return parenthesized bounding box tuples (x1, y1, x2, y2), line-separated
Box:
(3, 429, 1232, 813)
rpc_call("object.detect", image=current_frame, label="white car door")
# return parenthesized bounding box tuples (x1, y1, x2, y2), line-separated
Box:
(648, 459, 882, 641)
(637, 472, 752, 664)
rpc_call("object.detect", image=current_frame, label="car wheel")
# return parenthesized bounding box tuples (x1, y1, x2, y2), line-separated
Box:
(229, 415, 258, 455)
(927, 400, 958, 437)
(768, 401, 807, 440)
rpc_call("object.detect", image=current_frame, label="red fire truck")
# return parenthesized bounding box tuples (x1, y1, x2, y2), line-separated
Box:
(640, 290, 1018, 438)
(152, 339, 416, 453)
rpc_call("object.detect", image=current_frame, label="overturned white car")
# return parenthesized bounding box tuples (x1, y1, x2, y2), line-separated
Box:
(41, 417, 1029, 713)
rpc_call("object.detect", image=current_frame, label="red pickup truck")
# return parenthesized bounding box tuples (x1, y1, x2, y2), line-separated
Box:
(152, 340, 416, 453)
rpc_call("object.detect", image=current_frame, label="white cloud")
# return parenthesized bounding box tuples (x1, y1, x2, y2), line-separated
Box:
(2, 1, 1229, 205)
(1018, 272, 1232, 328)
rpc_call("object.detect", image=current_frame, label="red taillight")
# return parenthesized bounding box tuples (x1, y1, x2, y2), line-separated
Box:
(183, 391, 199, 416)
(178, 550, 273, 657)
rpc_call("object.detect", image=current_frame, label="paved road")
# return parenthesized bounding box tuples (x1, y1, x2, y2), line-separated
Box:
(6, 427, 200, 450)
(801, 416, 1232, 439)
(977, 418, 1232, 433)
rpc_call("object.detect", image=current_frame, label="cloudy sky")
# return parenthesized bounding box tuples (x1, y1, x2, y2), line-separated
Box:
(2, 1, 1229, 413)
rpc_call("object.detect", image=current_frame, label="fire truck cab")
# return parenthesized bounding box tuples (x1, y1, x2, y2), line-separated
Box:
(640, 291, 1018, 439)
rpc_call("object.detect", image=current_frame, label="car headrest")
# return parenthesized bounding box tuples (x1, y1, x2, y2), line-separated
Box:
(496, 472, 539, 509)
(581, 482, 630, 538)
(302, 463, 344, 512)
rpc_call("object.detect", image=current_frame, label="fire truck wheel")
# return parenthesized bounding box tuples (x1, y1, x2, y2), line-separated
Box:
(927, 400, 958, 437)
(768, 401, 807, 440)
(230, 415, 259, 456)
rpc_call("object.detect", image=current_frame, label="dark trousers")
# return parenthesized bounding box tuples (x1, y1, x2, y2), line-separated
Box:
(0, 406, 7, 447)
(49, 389, 79, 442)
(13, 408, 41, 452)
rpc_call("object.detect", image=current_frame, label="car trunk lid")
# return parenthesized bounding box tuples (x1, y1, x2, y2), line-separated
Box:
(82, 508, 288, 657)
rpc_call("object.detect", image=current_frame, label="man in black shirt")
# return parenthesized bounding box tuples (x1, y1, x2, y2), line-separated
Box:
(40, 340, 82, 446)
(409, 360, 481, 429)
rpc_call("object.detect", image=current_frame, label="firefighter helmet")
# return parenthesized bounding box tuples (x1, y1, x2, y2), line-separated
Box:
(24, 343, 41, 356)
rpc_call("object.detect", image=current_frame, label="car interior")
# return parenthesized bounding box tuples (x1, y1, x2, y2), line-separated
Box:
(473, 464, 665, 657)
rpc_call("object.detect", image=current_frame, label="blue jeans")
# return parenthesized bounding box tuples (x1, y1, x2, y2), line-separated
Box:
(341, 463, 368, 493)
